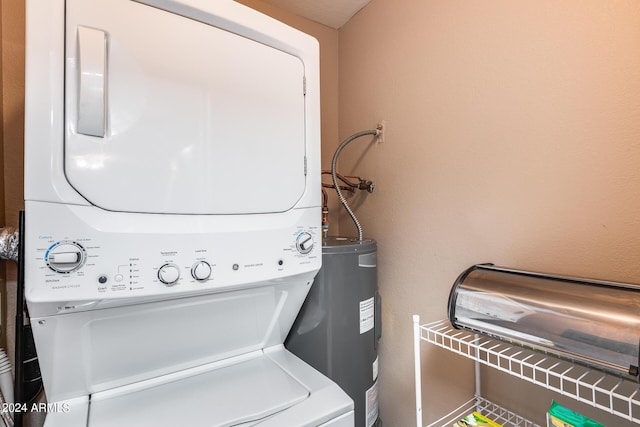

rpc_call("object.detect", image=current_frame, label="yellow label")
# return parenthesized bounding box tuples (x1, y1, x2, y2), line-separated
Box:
(549, 415, 577, 427)
(472, 412, 503, 427)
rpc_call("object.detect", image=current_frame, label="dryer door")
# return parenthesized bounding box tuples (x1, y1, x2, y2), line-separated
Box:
(64, 0, 307, 214)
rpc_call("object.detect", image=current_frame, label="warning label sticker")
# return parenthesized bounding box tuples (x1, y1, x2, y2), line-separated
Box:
(365, 378, 379, 427)
(373, 356, 379, 381)
(359, 297, 375, 334)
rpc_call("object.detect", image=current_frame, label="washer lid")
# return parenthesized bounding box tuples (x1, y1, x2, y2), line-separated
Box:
(88, 354, 310, 427)
(64, 0, 307, 214)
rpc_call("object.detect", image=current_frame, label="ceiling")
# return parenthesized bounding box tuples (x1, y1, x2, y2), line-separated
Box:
(260, 0, 372, 29)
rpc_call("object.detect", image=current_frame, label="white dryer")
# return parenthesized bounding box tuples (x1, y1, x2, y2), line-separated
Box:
(23, 0, 354, 425)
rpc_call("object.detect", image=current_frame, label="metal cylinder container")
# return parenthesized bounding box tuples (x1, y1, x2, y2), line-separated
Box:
(286, 237, 381, 427)
(448, 264, 640, 380)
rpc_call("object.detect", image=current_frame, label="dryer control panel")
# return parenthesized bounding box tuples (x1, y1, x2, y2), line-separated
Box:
(25, 202, 321, 316)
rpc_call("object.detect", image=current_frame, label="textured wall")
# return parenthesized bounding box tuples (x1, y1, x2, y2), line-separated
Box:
(1, 0, 24, 364)
(1, 0, 24, 229)
(338, 1, 640, 425)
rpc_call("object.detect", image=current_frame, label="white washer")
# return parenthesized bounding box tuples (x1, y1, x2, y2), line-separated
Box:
(24, 0, 354, 425)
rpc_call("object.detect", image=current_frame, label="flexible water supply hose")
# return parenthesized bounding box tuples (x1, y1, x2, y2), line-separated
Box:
(0, 228, 18, 263)
(331, 129, 380, 242)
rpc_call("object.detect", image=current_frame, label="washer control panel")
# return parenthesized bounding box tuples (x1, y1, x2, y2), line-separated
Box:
(25, 203, 320, 313)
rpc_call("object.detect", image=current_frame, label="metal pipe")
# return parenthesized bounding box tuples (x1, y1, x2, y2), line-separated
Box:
(412, 315, 423, 427)
(330, 129, 378, 241)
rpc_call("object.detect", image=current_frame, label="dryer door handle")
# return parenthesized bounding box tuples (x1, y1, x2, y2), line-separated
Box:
(77, 26, 107, 138)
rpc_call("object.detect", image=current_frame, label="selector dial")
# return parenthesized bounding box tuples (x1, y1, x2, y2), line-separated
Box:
(191, 261, 212, 281)
(295, 232, 314, 255)
(46, 241, 86, 273)
(158, 263, 180, 286)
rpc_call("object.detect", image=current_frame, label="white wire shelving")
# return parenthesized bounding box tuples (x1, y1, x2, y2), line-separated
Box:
(413, 316, 640, 427)
(423, 396, 539, 427)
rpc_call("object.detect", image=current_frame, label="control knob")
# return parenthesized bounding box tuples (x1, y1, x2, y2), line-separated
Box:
(295, 232, 314, 255)
(158, 263, 180, 286)
(46, 241, 86, 273)
(191, 261, 212, 281)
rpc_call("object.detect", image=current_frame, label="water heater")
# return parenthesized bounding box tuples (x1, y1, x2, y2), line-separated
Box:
(286, 237, 382, 427)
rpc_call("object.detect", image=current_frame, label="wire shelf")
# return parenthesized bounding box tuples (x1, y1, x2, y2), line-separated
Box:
(426, 396, 539, 427)
(419, 319, 640, 424)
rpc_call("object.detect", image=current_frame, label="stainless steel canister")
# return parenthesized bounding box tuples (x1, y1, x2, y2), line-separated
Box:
(448, 264, 640, 379)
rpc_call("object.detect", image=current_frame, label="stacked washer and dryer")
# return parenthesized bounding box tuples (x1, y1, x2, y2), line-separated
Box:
(23, 0, 354, 425)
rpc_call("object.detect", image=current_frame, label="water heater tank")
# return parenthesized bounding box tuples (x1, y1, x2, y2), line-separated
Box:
(286, 237, 381, 427)
(448, 264, 640, 380)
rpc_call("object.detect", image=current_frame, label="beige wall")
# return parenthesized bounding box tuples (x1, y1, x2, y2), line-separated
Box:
(1, 0, 24, 230)
(339, 0, 640, 425)
(1, 0, 24, 358)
